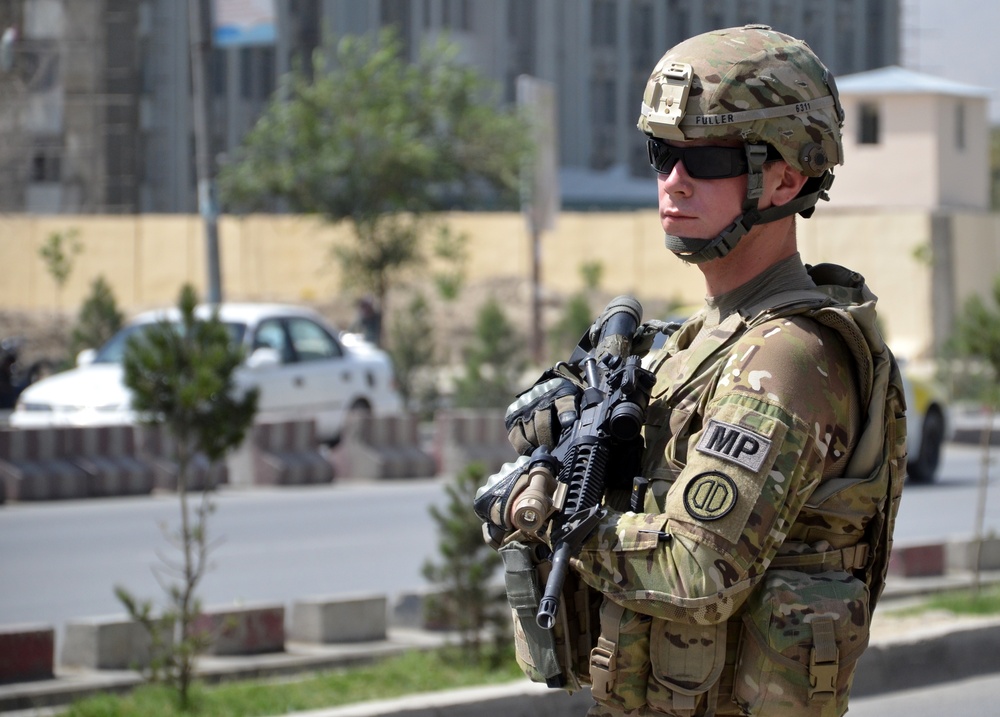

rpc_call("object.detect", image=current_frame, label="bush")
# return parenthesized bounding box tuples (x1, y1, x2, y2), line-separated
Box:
(69, 276, 124, 361)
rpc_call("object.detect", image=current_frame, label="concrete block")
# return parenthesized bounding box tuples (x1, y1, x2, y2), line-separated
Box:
(888, 542, 946, 578)
(61, 616, 167, 670)
(0, 624, 55, 684)
(194, 603, 285, 656)
(290, 594, 387, 644)
(946, 537, 1000, 572)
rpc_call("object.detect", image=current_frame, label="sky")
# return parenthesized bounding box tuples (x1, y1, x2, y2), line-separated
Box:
(902, 0, 1000, 123)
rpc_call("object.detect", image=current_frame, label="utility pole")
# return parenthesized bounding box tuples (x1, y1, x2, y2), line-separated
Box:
(188, 0, 222, 304)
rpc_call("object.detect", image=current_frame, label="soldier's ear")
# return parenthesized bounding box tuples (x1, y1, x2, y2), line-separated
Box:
(765, 162, 809, 209)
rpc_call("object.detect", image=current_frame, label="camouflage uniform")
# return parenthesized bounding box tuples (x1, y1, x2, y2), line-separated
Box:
(483, 25, 907, 717)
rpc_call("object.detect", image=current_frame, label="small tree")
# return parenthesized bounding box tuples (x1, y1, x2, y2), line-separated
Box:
(115, 284, 258, 710)
(422, 462, 509, 664)
(218, 30, 531, 344)
(69, 275, 124, 361)
(387, 291, 438, 417)
(454, 298, 526, 409)
(38, 228, 82, 312)
(549, 261, 605, 359)
(948, 278, 1000, 596)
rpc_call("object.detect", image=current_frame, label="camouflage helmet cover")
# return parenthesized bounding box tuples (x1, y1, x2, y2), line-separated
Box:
(638, 25, 844, 177)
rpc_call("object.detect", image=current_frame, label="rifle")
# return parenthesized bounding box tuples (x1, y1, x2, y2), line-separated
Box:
(511, 295, 656, 630)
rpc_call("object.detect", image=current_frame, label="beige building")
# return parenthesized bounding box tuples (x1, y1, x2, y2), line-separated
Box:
(834, 65, 992, 210)
(2, 65, 997, 369)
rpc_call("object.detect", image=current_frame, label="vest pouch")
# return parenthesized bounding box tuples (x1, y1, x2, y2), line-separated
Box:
(500, 540, 596, 691)
(589, 600, 652, 712)
(645, 619, 727, 716)
(734, 569, 870, 717)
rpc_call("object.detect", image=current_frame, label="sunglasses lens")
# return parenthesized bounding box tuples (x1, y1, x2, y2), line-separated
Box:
(684, 147, 744, 178)
(647, 140, 747, 179)
(647, 139, 677, 174)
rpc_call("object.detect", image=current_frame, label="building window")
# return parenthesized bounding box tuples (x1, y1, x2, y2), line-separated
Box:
(955, 102, 966, 151)
(858, 102, 879, 144)
(443, 0, 471, 31)
(591, 0, 616, 47)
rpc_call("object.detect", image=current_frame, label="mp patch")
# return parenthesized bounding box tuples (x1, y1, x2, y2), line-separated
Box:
(696, 418, 771, 472)
(683, 471, 739, 521)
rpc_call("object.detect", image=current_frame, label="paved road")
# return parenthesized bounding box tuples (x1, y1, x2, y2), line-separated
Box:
(847, 672, 1000, 717)
(1, 441, 998, 644)
(0, 479, 448, 635)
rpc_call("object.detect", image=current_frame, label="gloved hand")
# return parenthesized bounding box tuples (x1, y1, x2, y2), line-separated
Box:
(474, 454, 559, 550)
(629, 319, 681, 358)
(504, 371, 582, 455)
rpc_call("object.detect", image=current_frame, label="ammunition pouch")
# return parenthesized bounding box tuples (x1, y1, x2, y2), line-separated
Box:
(499, 539, 599, 691)
(734, 569, 870, 717)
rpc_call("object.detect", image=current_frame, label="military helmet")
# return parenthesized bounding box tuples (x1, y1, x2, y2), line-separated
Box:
(638, 25, 844, 178)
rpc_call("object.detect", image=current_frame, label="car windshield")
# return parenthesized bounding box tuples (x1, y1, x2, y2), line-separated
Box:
(93, 321, 248, 364)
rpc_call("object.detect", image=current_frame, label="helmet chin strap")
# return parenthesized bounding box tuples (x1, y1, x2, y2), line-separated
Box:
(664, 144, 834, 265)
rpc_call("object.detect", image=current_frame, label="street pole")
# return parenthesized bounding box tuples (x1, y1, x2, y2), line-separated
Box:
(516, 75, 559, 366)
(188, 0, 222, 304)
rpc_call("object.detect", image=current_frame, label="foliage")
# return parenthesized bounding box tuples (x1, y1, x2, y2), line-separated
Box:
(62, 646, 523, 717)
(386, 291, 439, 416)
(549, 261, 605, 360)
(991, 125, 1000, 211)
(431, 225, 469, 302)
(116, 284, 258, 710)
(38, 228, 82, 311)
(925, 582, 1000, 616)
(218, 29, 532, 340)
(549, 293, 594, 360)
(39, 228, 82, 288)
(453, 297, 525, 409)
(69, 275, 124, 361)
(422, 463, 510, 665)
(946, 276, 1000, 407)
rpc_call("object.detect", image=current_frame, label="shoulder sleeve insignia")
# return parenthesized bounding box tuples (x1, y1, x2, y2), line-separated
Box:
(683, 471, 738, 521)
(695, 418, 772, 472)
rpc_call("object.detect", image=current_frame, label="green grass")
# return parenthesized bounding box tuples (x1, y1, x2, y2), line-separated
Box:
(923, 583, 1000, 616)
(887, 583, 1000, 619)
(63, 646, 525, 717)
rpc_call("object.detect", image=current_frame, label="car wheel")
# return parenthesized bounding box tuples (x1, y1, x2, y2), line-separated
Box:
(908, 405, 945, 484)
(327, 399, 373, 447)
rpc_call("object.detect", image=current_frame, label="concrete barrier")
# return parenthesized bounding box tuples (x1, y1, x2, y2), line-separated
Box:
(248, 419, 334, 486)
(0, 624, 55, 683)
(66, 425, 155, 497)
(290, 594, 387, 644)
(945, 536, 1000, 572)
(433, 410, 516, 477)
(133, 424, 228, 491)
(61, 616, 167, 670)
(193, 603, 285, 656)
(0, 428, 89, 501)
(888, 542, 946, 577)
(339, 414, 436, 481)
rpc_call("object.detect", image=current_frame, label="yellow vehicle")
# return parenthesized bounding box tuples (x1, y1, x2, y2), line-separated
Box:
(901, 368, 949, 484)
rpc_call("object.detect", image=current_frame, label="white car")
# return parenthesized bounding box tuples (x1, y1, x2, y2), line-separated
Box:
(10, 303, 403, 442)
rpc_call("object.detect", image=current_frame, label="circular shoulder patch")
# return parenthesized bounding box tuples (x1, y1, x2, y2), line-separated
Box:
(683, 471, 739, 521)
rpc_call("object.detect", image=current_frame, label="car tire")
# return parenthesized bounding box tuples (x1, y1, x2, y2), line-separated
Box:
(908, 405, 945, 484)
(327, 399, 373, 447)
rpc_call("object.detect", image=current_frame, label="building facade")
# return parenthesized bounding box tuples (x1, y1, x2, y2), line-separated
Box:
(0, 0, 900, 214)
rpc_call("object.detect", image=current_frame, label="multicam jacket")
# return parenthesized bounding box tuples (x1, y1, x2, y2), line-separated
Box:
(567, 260, 906, 717)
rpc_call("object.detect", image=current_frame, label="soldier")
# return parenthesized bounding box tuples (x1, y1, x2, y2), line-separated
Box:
(477, 25, 907, 717)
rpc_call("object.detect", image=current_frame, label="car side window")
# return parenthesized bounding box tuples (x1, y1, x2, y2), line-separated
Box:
(286, 317, 343, 362)
(253, 320, 293, 364)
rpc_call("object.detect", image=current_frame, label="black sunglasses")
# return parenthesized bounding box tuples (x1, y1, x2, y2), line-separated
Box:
(646, 138, 782, 179)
